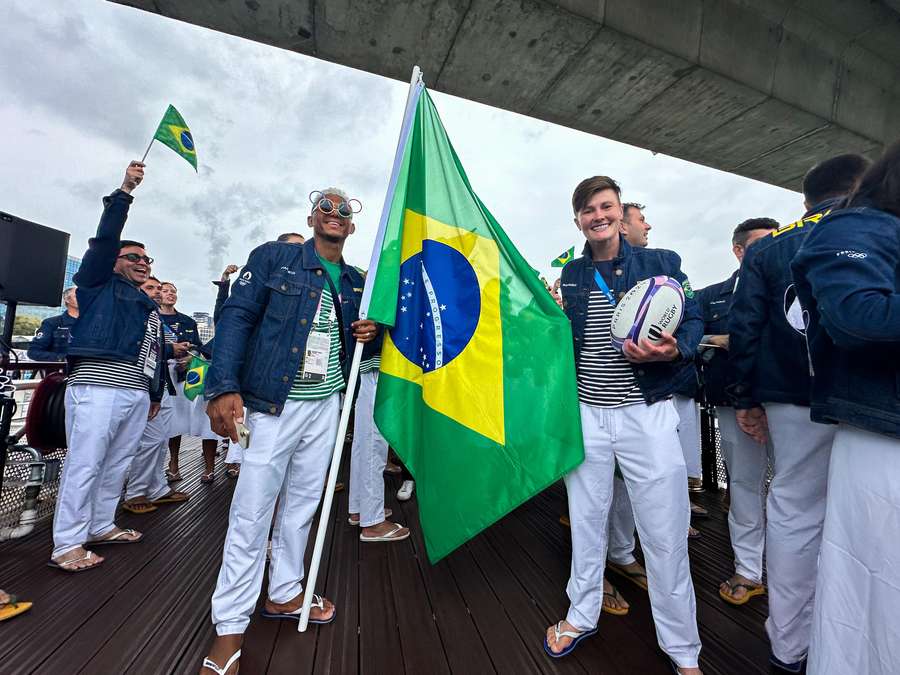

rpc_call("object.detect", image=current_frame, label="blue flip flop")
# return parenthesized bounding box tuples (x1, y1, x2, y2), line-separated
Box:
(543, 621, 598, 658)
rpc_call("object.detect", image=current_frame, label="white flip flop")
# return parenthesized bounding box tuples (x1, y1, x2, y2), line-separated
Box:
(359, 523, 410, 543)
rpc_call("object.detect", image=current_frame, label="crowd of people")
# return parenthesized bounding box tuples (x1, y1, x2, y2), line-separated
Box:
(7, 138, 898, 675)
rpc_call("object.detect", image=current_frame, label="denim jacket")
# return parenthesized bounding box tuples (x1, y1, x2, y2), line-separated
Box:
(205, 238, 365, 415)
(727, 199, 840, 409)
(560, 238, 703, 404)
(791, 205, 900, 439)
(28, 312, 77, 362)
(695, 270, 738, 406)
(67, 190, 164, 401)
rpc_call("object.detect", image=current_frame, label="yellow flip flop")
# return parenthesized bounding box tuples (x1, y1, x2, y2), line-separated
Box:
(602, 586, 629, 616)
(0, 596, 32, 621)
(719, 580, 766, 606)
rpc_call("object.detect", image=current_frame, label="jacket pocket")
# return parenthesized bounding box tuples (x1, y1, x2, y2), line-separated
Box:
(264, 277, 305, 320)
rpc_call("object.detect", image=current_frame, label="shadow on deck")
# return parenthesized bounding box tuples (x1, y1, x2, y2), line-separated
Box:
(0, 439, 771, 674)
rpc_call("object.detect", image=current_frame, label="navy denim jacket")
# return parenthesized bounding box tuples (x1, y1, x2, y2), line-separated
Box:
(791, 205, 900, 439)
(28, 312, 77, 362)
(67, 190, 164, 401)
(560, 238, 703, 404)
(205, 238, 365, 415)
(695, 271, 738, 406)
(727, 199, 840, 409)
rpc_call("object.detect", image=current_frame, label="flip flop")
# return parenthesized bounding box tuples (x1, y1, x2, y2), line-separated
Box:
(719, 579, 766, 606)
(152, 491, 190, 505)
(0, 596, 33, 621)
(543, 621, 598, 658)
(607, 562, 649, 591)
(260, 594, 336, 624)
(201, 472, 215, 484)
(121, 500, 158, 515)
(359, 523, 409, 542)
(225, 466, 240, 479)
(348, 508, 392, 526)
(202, 649, 241, 675)
(86, 528, 142, 546)
(165, 470, 182, 483)
(602, 586, 629, 616)
(688, 527, 702, 540)
(47, 550, 104, 573)
(690, 502, 709, 518)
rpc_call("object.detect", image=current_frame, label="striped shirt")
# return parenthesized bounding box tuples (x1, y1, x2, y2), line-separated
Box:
(360, 353, 381, 374)
(69, 312, 161, 391)
(577, 288, 644, 407)
(288, 285, 345, 400)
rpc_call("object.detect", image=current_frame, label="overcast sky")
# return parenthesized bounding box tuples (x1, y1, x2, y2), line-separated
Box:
(1, 0, 806, 318)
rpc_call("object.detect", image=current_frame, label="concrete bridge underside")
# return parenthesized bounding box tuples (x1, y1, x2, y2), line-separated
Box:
(112, 0, 900, 190)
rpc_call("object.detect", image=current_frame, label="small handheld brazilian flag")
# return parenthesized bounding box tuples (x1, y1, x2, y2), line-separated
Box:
(147, 105, 198, 171)
(551, 246, 574, 268)
(183, 355, 209, 401)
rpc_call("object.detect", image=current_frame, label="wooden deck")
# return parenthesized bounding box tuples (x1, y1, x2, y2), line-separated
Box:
(0, 439, 772, 674)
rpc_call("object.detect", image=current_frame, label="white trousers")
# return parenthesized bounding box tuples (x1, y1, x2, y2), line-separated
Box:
(167, 363, 192, 437)
(764, 403, 835, 664)
(223, 407, 248, 464)
(809, 425, 900, 675)
(717, 406, 771, 583)
(566, 401, 700, 668)
(125, 392, 173, 501)
(674, 394, 702, 479)
(210, 395, 339, 635)
(53, 384, 149, 557)
(190, 395, 223, 440)
(348, 371, 389, 527)
(607, 476, 636, 566)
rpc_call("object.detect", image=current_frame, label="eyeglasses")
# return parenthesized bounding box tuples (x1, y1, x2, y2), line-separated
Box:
(118, 253, 154, 264)
(309, 191, 362, 218)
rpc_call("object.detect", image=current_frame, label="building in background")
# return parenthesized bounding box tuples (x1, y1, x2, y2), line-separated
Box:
(194, 312, 214, 342)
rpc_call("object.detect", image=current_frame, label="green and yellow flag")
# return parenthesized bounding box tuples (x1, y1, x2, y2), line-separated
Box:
(551, 246, 575, 267)
(365, 86, 584, 562)
(183, 354, 208, 401)
(152, 105, 197, 171)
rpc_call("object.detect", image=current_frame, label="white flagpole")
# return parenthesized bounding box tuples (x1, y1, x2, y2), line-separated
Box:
(298, 65, 425, 632)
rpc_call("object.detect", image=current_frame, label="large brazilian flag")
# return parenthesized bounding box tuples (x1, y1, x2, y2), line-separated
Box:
(366, 86, 584, 562)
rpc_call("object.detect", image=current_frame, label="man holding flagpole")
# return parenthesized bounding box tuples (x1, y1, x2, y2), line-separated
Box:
(200, 189, 376, 675)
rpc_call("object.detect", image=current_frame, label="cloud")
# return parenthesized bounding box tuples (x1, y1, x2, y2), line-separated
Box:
(0, 0, 806, 319)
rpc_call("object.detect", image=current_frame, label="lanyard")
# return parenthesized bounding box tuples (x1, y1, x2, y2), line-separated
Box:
(593, 269, 616, 306)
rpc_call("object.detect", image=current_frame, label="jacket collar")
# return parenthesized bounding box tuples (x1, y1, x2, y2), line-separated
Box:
(302, 237, 347, 273)
(804, 197, 844, 219)
(580, 234, 631, 266)
(721, 269, 739, 295)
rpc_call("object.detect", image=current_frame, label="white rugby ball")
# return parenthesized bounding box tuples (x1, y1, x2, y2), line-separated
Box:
(610, 276, 685, 351)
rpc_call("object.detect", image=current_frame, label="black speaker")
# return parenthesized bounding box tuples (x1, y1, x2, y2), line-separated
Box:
(0, 211, 70, 306)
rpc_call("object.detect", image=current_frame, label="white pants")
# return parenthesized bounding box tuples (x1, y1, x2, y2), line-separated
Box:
(566, 401, 700, 668)
(348, 372, 389, 527)
(607, 476, 636, 566)
(125, 392, 173, 501)
(674, 394, 701, 479)
(809, 425, 900, 675)
(167, 363, 192, 437)
(190, 394, 223, 441)
(210, 395, 340, 635)
(53, 384, 149, 557)
(717, 406, 771, 583)
(764, 403, 835, 664)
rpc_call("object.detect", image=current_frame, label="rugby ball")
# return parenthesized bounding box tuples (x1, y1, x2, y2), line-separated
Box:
(610, 276, 685, 351)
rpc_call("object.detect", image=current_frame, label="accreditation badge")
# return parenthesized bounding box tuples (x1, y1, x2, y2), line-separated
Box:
(300, 330, 331, 382)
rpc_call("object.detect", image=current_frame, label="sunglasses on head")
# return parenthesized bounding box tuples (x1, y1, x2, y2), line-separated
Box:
(309, 191, 362, 219)
(118, 253, 154, 265)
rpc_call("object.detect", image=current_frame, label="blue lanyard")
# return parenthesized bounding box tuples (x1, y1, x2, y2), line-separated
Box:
(593, 269, 616, 306)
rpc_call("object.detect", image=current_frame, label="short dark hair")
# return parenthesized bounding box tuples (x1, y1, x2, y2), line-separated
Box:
(277, 232, 305, 243)
(572, 176, 622, 214)
(802, 153, 870, 206)
(732, 218, 779, 247)
(622, 202, 645, 219)
(161, 281, 177, 291)
(847, 139, 900, 218)
(119, 239, 145, 250)
(145, 276, 160, 284)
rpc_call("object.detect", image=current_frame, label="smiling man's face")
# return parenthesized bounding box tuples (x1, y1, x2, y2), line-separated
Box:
(575, 188, 623, 246)
(308, 192, 356, 243)
(114, 245, 151, 284)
